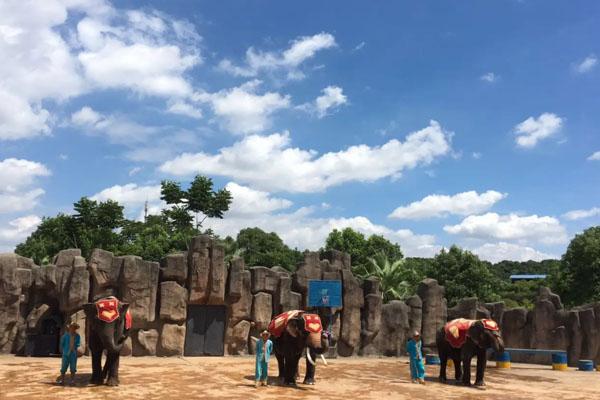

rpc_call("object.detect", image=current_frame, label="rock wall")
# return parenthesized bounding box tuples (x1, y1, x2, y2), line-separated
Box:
(1, 240, 599, 364)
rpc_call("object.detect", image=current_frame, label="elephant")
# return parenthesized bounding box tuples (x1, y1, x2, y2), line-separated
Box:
(82, 296, 131, 386)
(436, 318, 504, 387)
(268, 310, 330, 386)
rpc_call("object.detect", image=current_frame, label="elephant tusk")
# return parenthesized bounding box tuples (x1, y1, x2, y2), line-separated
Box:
(306, 350, 316, 366)
(320, 354, 328, 366)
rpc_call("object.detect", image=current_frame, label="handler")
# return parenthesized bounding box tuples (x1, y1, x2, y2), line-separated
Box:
(407, 330, 426, 384)
(255, 330, 273, 387)
(57, 322, 81, 385)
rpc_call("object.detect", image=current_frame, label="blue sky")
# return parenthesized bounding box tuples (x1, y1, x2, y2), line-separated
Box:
(1, 0, 599, 262)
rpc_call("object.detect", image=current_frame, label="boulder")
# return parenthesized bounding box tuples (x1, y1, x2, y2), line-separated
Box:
(33, 264, 57, 299)
(485, 302, 506, 328)
(579, 307, 599, 361)
(88, 249, 118, 299)
(323, 250, 351, 270)
(292, 252, 322, 305)
(406, 295, 422, 336)
(538, 287, 563, 310)
(274, 275, 302, 315)
(134, 329, 159, 356)
(65, 265, 89, 313)
(207, 244, 226, 305)
(359, 292, 382, 355)
(502, 308, 530, 348)
(225, 320, 251, 355)
(227, 258, 245, 300)
(251, 292, 273, 331)
(26, 304, 52, 333)
(158, 324, 185, 356)
(120, 336, 132, 356)
(338, 269, 363, 356)
(160, 253, 188, 285)
(271, 266, 290, 276)
(119, 256, 159, 329)
(187, 235, 211, 304)
(448, 297, 490, 321)
(159, 281, 187, 323)
(567, 311, 582, 366)
(227, 269, 252, 324)
(250, 266, 279, 295)
(377, 300, 410, 356)
(67, 310, 87, 356)
(0, 254, 30, 353)
(416, 279, 447, 350)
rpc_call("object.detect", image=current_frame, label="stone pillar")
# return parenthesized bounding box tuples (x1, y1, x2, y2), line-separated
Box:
(416, 278, 446, 351)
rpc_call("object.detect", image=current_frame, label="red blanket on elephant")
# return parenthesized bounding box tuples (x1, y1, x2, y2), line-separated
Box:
(444, 318, 475, 348)
(268, 310, 303, 337)
(96, 297, 132, 328)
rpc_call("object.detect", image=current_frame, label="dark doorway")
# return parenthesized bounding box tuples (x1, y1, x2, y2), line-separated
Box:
(184, 305, 226, 356)
(25, 314, 62, 356)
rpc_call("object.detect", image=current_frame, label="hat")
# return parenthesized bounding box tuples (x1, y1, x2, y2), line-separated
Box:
(68, 322, 80, 329)
(412, 330, 420, 337)
(260, 330, 270, 337)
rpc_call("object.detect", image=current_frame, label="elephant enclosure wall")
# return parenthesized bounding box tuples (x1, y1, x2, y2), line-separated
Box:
(1, 236, 599, 365)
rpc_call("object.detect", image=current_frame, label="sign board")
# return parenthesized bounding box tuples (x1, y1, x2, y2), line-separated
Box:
(308, 280, 342, 308)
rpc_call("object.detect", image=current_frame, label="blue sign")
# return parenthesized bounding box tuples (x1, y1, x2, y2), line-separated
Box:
(308, 280, 342, 308)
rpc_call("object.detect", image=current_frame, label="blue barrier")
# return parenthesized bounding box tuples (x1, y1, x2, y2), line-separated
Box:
(504, 348, 568, 370)
(578, 360, 594, 371)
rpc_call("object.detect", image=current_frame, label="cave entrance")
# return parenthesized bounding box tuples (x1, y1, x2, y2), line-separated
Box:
(184, 305, 226, 356)
(25, 313, 62, 356)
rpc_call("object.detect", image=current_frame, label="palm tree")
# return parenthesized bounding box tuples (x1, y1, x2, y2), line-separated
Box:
(355, 252, 418, 303)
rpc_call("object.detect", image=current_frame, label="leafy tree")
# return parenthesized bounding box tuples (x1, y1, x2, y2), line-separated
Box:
(559, 226, 600, 305)
(15, 214, 79, 265)
(160, 175, 232, 230)
(234, 227, 302, 270)
(427, 246, 501, 306)
(323, 228, 403, 272)
(355, 253, 421, 302)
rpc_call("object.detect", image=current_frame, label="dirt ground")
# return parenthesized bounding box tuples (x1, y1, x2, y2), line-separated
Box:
(1, 355, 598, 400)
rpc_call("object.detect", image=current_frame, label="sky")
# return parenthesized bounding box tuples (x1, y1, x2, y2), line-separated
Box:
(1, 0, 599, 262)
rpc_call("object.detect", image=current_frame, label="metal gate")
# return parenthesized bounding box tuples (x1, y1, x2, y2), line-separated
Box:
(184, 305, 226, 356)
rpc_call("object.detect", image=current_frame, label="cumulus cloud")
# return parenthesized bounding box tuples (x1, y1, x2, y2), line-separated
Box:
(218, 32, 336, 80)
(195, 80, 290, 135)
(471, 242, 557, 263)
(299, 86, 348, 118)
(225, 182, 292, 216)
(160, 120, 453, 193)
(562, 207, 600, 221)
(0, 215, 42, 251)
(444, 212, 568, 245)
(573, 54, 597, 74)
(389, 190, 507, 220)
(0, 1, 201, 140)
(480, 72, 498, 83)
(587, 151, 600, 161)
(0, 158, 51, 213)
(514, 113, 563, 148)
(166, 101, 203, 119)
(90, 183, 161, 207)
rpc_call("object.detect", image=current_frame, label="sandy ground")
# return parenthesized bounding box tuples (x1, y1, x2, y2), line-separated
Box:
(0, 355, 598, 400)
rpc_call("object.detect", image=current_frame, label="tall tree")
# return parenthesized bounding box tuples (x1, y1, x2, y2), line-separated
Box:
(560, 226, 600, 305)
(234, 227, 302, 270)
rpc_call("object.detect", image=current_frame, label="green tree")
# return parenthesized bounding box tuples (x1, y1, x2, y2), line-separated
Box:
(234, 227, 302, 270)
(15, 214, 79, 264)
(427, 246, 500, 306)
(323, 228, 403, 273)
(560, 226, 600, 305)
(355, 252, 421, 302)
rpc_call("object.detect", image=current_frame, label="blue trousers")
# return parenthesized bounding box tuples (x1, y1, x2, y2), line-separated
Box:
(255, 360, 268, 381)
(61, 352, 77, 374)
(409, 358, 425, 380)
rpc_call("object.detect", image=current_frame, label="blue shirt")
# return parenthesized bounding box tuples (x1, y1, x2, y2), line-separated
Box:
(60, 333, 80, 356)
(406, 339, 422, 360)
(255, 338, 273, 363)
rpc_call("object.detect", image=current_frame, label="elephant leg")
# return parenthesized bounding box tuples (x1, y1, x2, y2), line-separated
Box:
(90, 349, 103, 384)
(453, 353, 462, 382)
(439, 350, 448, 383)
(285, 354, 301, 385)
(474, 349, 487, 386)
(275, 352, 285, 384)
(105, 353, 119, 386)
(461, 353, 472, 386)
(303, 349, 316, 385)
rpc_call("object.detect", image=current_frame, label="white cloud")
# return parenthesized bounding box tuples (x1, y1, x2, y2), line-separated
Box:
(218, 32, 336, 80)
(0, 158, 51, 194)
(299, 86, 348, 118)
(128, 166, 142, 176)
(160, 120, 453, 193)
(514, 113, 563, 148)
(167, 101, 203, 119)
(225, 182, 292, 216)
(389, 190, 507, 220)
(573, 54, 597, 74)
(472, 152, 482, 159)
(353, 42, 366, 52)
(480, 72, 498, 83)
(0, 215, 42, 250)
(444, 212, 568, 245)
(562, 207, 600, 221)
(0, 1, 201, 140)
(196, 80, 290, 135)
(587, 151, 600, 161)
(471, 242, 557, 263)
(90, 183, 161, 208)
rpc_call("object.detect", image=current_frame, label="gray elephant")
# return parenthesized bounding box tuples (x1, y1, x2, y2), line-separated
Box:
(82, 296, 131, 386)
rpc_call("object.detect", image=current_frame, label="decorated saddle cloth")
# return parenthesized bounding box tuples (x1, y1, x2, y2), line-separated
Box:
(95, 297, 132, 329)
(444, 318, 500, 348)
(268, 310, 323, 337)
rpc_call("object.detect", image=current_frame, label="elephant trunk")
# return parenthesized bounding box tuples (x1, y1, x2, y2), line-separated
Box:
(101, 327, 124, 354)
(494, 336, 505, 353)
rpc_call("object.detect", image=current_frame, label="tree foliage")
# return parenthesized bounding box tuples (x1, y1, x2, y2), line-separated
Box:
(355, 253, 422, 302)
(231, 227, 303, 270)
(559, 226, 600, 305)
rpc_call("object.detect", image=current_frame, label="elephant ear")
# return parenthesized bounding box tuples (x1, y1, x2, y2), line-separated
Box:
(286, 318, 301, 338)
(467, 320, 485, 347)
